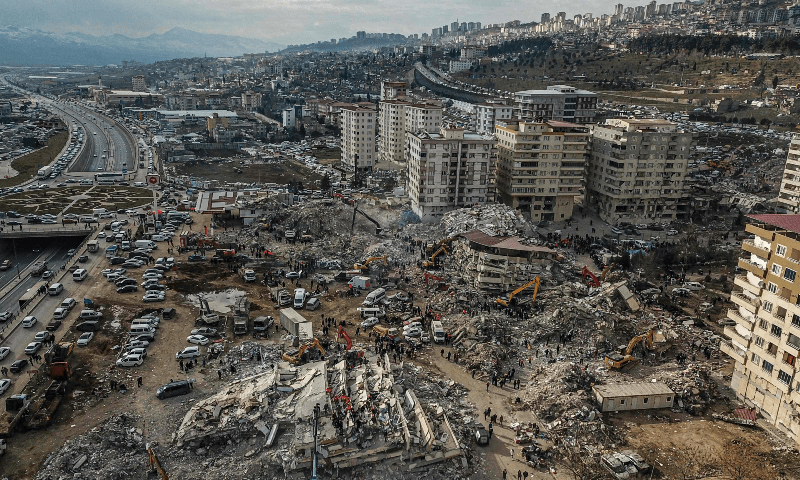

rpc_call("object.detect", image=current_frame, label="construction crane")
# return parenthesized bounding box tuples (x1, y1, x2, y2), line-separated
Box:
(354, 256, 388, 271)
(422, 246, 448, 268)
(282, 338, 326, 365)
(604, 329, 656, 370)
(350, 200, 383, 236)
(496, 277, 540, 307)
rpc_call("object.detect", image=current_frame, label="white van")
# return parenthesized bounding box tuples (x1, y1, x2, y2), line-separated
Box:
(48, 283, 64, 296)
(293, 288, 307, 309)
(130, 325, 156, 336)
(357, 307, 385, 319)
(79, 309, 102, 320)
(72, 269, 88, 281)
(431, 320, 446, 344)
(53, 308, 69, 320)
(135, 240, 157, 250)
(131, 318, 158, 329)
(363, 288, 386, 307)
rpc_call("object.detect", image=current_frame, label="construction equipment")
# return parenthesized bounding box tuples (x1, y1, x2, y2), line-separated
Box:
(195, 298, 221, 326)
(424, 272, 444, 284)
(282, 338, 326, 365)
(0, 395, 30, 438)
(338, 325, 352, 350)
(496, 277, 540, 307)
(50, 342, 74, 362)
(581, 266, 600, 287)
(422, 246, 448, 268)
(354, 256, 387, 271)
(148, 444, 169, 480)
(195, 238, 220, 249)
(599, 263, 616, 283)
(604, 329, 656, 370)
(426, 235, 458, 254)
(350, 200, 383, 236)
(373, 325, 399, 338)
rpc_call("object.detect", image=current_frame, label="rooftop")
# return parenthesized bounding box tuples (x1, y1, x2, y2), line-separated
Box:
(749, 214, 800, 234)
(593, 382, 674, 398)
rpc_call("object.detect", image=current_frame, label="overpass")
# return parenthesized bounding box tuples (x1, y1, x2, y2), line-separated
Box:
(411, 64, 497, 105)
(0, 225, 96, 239)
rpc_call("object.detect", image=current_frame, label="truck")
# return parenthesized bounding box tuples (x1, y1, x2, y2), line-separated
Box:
(86, 240, 99, 253)
(269, 287, 292, 307)
(106, 245, 118, 258)
(232, 295, 250, 335)
(49, 343, 74, 363)
(25, 380, 69, 430)
(37, 166, 52, 179)
(0, 395, 30, 438)
(252, 316, 274, 337)
(431, 321, 446, 344)
(30, 261, 47, 277)
(280, 308, 311, 338)
(349, 276, 371, 290)
(233, 315, 249, 335)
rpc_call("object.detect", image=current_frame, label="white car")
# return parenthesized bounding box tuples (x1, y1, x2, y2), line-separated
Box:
(126, 347, 148, 358)
(683, 282, 705, 291)
(97, 232, 106, 238)
(142, 272, 163, 280)
(361, 317, 380, 328)
(404, 327, 423, 338)
(116, 353, 144, 367)
(186, 335, 209, 345)
(191, 327, 217, 337)
(176, 346, 201, 359)
(21, 316, 37, 328)
(0, 379, 10, 395)
(126, 339, 150, 349)
(142, 292, 165, 303)
(667, 229, 678, 236)
(77, 332, 94, 346)
(24, 342, 42, 355)
(0, 347, 9, 360)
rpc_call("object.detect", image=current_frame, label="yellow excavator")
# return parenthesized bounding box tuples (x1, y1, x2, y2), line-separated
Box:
(282, 338, 326, 365)
(599, 263, 616, 283)
(426, 235, 458, 254)
(604, 329, 655, 370)
(354, 256, 388, 271)
(422, 246, 448, 268)
(496, 277, 540, 307)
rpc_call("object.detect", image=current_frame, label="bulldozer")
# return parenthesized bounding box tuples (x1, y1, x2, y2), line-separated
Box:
(422, 246, 448, 268)
(604, 328, 659, 370)
(282, 338, 326, 365)
(496, 277, 540, 307)
(354, 256, 388, 271)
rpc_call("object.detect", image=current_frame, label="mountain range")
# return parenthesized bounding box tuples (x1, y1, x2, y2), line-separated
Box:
(0, 26, 284, 66)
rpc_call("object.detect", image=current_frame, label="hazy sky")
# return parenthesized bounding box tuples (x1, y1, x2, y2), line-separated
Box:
(3, 0, 619, 44)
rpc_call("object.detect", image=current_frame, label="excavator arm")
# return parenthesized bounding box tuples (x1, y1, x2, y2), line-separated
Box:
(599, 263, 616, 282)
(338, 326, 352, 350)
(496, 277, 540, 306)
(581, 266, 600, 287)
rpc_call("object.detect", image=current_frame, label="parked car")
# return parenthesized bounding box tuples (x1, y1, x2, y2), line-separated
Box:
(142, 292, 166, 302)
(0, 312, 11, 323)
(361, 317, 380, 328)
(117, 285, 138, 293)
(24, 342, 42, 355)
(126, 339, 150, 350)
(33, 331, 51, 342)
(9, 360, 27, 373)
(156, 379, 193, 400)
(0, 379, 10, 395)
(191, 327, 218, 337)
(76, 321, 100, 332)
(683, 282, 705, 291)
(176, 346, 201, 359)
(21, 316, 37, 328)
(0, 347, 10, 360)
(77, 332, 94, 346)
(186, 335, 209, 345)
(116, 353, 144, 367)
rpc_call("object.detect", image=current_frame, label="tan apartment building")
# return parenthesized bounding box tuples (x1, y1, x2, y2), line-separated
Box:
(776, 133, 800, 214)
(380, 81, 407, 101)
(723, 214, 800, 444)
(585, 118, 694, 224)
(131, 75, 146, 92)
(494, 119, 588, 222)
(378, 100, 441, 165)
(340, 106, 375, 171)
(406, 126, 496, 222)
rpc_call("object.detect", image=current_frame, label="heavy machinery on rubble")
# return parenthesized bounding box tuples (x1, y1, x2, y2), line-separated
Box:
(604, 328, 663, 370)
(496, 277, 540, 307)
(195, 298, 221, 327)
(354, 256, 387, 271)
(350, 200, 383, 236)
(423, 272, 447, 290)
(282, 338, 326, 365)
(338, 325, 352, 350)
(0, 394, 30, 438)
(21, 361, 71, 431)
(581, 263, 616, 288)
(422, 246, 448, 268)
(426, 235, 458, 254)
(232, 296, 250, 336)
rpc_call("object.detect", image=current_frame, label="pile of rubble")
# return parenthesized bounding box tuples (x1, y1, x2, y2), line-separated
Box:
(520, 362, 599, 421)
(37, 413, 148, 480)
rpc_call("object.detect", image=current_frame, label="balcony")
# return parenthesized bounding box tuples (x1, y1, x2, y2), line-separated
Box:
(738, 257, 766, 277)
(742, 240, 770, 257)
(734, 275, 762, 294)
(731, 292, 759, 313)
(724, 325, 751, 347)
(720, 340, 746, 364)
(745, 224, 776, 242)
(728, 308, 755, 326)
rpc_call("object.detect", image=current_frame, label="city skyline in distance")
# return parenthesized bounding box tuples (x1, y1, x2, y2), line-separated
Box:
(5, 0, 630, 46)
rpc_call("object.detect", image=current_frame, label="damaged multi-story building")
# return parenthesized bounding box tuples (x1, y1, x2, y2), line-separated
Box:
(776, 133, 800, 214)
(723, 214, 800, 444)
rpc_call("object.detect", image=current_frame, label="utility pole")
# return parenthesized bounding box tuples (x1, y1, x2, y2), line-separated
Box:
(311, 404, 321, 480)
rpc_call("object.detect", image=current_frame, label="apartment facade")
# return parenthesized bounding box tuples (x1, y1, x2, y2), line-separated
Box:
(131, 75, 146, 92)
(341, 106, 375, 171)
(776, 133, 800, 213)
(380, 81, 407, 101)
(494, 120, 588, 222)
(406, 127, 496, 222)
(723, 214, 800, 444)
(475, 102, 513, 135)
(378, 100, 441, 165)
(512, 85, 598, 124)
(585, 118, 693, 224)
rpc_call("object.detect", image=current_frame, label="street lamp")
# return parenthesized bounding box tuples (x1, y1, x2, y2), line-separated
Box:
(311, 403, 321, 480)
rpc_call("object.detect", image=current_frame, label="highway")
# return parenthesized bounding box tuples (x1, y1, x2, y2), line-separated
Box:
(0, 241, 78, 316)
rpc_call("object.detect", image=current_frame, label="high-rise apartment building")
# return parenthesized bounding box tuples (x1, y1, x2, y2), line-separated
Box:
(541, 13, 551, 23)
(380, 81, 407, 101)
(585, 119, 693, 224)
(494, 120, 588, 222)
(378, 100, 441, 165)
(777, 133, 800, 214)
(722, 214, 800, 444)
(512, 85, 598, 124)
(475, 101, 513, 135)
(341, 106, 375, 171)
(406, 127, 496, 222)
(131, 75, 146, 92)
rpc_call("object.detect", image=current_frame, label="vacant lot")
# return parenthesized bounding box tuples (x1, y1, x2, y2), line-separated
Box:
(0, 185, 153, 215)
(174, 159, 322, 185)
(0, 131, 69, 188)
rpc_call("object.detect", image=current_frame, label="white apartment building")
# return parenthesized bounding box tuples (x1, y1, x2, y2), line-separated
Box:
(777, 133, 800, 213)
(341, 106, 375, 171)
(380, 81, 407, 101)
(586, 118, 694, 224)
(475, 102, 513, 135)
(131, 75, 146, 92)
(378, 100, 441, 165)
(513, 85, 598, 124)
(722, 214, 800, 445)
(495, 120, 588, 222)
(449, 59, 473, 73)
(406, 127, 496, 222)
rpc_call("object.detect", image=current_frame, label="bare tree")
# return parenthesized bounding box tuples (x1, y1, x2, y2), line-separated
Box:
(716, 438, 773, 480)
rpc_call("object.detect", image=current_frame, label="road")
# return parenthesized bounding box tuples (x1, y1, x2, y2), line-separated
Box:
(0, 241, 77, 316)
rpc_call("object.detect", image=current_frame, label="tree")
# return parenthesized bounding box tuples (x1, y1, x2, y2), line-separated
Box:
(716, 438, 774, 480)
(320, 173, 331, 191)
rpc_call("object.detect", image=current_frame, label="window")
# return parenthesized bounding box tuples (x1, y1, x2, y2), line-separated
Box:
(768, 282, 778, 294)
(752, 353, 761, 365)
(783, 352, 796, 366)
(771, 324, 783, 338)
(755, 336, 764, 347)
(643, 398, 649, 404)
(792, 314, 800, 329)
(778, 370, 792, 385)
(789, 333, 800, 350)
(762, 360, 774, 374)
(786, 268, 797, 283)
(772, 264, 783, 276)
(759, 318, 770, 330)
(777, 245, 787, 257)
(666, 396, 672, 402)
(768, 343, 778, 356)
